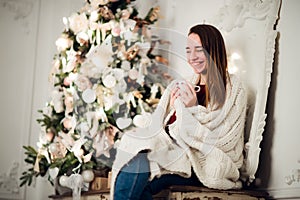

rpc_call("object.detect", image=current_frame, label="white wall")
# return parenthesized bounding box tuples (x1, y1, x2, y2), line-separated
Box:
(0, 0, 40, 199)
(0, 0, 83, 199)
(0, 0, 299, 199)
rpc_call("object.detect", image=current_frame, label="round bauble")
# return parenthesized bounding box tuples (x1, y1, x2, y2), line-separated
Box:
(59, 175, 69, 187)
(81, 170, 94, 183)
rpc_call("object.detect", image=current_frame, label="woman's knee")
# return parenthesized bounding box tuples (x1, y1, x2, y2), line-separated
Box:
(121, 152, 149, 173)
(114, 152, 150, 199)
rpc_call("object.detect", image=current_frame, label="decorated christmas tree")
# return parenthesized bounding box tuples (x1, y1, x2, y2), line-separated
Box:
(20, 0, 171, 193)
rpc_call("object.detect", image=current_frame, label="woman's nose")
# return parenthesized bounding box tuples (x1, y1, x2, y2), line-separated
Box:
(189, 50, 198, 60)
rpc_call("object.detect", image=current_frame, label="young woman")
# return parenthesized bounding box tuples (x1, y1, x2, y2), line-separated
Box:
(110, 24, 247, 200)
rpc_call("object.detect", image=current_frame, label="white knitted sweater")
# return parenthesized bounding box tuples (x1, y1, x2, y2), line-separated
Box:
(110, 74, 247, 199)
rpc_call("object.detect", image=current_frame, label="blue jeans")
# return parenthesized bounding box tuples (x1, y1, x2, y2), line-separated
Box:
(114, 153, 202, 200)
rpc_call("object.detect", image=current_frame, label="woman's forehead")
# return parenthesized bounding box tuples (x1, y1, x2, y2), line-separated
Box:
(187, 33, 202, 46)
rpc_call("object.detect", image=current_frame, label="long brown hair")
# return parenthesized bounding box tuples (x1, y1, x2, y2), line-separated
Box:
(189, 24, 229, 109)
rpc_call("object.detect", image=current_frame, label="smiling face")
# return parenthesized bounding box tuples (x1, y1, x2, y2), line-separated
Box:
(186, 33, 207, 75)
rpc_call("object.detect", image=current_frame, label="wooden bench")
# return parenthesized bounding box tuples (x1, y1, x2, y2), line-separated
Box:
(154, 186, 269, 200)
(49, 186, 269, 200)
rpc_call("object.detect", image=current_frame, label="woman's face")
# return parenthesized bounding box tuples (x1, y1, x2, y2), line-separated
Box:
(186, 33, 207, 74)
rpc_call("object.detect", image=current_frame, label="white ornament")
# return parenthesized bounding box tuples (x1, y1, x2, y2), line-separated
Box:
(59, 175, 69, 187)
(48, 143, 58, 153)
(98, 0, 110, 6)
(116, 117, 132, 129)
(128, 68, 139, 80)
(81, 170, 95, 183)
(49, 167, 59, 180)
(103, 74, 116, 88)
(82, 88, 96, 103)
(68, 174, 83, 200)
(121, 61, 131, 70)
(133, 113, 152, 128)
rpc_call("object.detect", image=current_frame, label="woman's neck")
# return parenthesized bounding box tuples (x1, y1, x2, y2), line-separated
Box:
(200, 74, 207, 85)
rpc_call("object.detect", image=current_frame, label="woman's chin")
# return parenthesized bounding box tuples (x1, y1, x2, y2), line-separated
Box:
(193, 70, 201, 74)
(193, 68, 206, 74)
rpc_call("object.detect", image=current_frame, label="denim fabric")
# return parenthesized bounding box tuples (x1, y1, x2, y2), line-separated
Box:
(114, 153, 150, 200)
(114, 153, 202, 200)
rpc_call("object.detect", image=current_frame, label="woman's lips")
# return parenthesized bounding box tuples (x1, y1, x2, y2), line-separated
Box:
(191, 61, 204, 66)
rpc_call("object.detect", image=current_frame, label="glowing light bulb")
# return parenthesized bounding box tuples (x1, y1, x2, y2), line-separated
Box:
(228, 52, 242, 74)
(231, 52, 241, 60)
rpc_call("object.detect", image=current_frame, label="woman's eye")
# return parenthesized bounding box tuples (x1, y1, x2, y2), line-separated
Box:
(196, 48, 204, 53)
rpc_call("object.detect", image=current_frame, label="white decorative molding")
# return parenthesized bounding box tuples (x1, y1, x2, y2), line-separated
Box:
(0, 0, 34, 34)
(0, 0, 33, 20)
(212, 0, 277, 32)
(0, 162, 20, 194)
(285, 160, 300, 185)
(211, 0, 281, 185)
(242, 0, 280, 185)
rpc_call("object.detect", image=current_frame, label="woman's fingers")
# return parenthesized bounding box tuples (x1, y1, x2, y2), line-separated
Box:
(186, 82, 197, 96)
(170, 87, 181, 107)
(171, 87, 180, 97)
(171, 81, 198, 107)
(177, 81, 197, 107)
(178, 82, 194, 98)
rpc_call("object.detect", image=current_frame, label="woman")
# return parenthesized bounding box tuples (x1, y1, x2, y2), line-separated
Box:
(111, 24, 247, 200)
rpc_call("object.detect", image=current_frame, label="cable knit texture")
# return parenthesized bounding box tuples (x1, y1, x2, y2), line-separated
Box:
(110, 74, 247, 199)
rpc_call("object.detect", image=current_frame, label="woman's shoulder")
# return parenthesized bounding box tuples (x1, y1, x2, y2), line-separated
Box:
(228, 73, 247, 101)
(228, 73, 245, 89)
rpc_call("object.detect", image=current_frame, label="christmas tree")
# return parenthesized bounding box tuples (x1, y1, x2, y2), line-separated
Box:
(20, 0, 171, 190)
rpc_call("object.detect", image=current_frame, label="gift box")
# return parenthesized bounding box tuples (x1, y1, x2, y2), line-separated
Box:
(90, 177, 108, 190)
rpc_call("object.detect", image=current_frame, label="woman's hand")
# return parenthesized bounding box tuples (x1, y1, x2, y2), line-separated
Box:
(170, 81, 197, 107)
(178, 81, 198, 107)
(170, 86, 180, 108)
